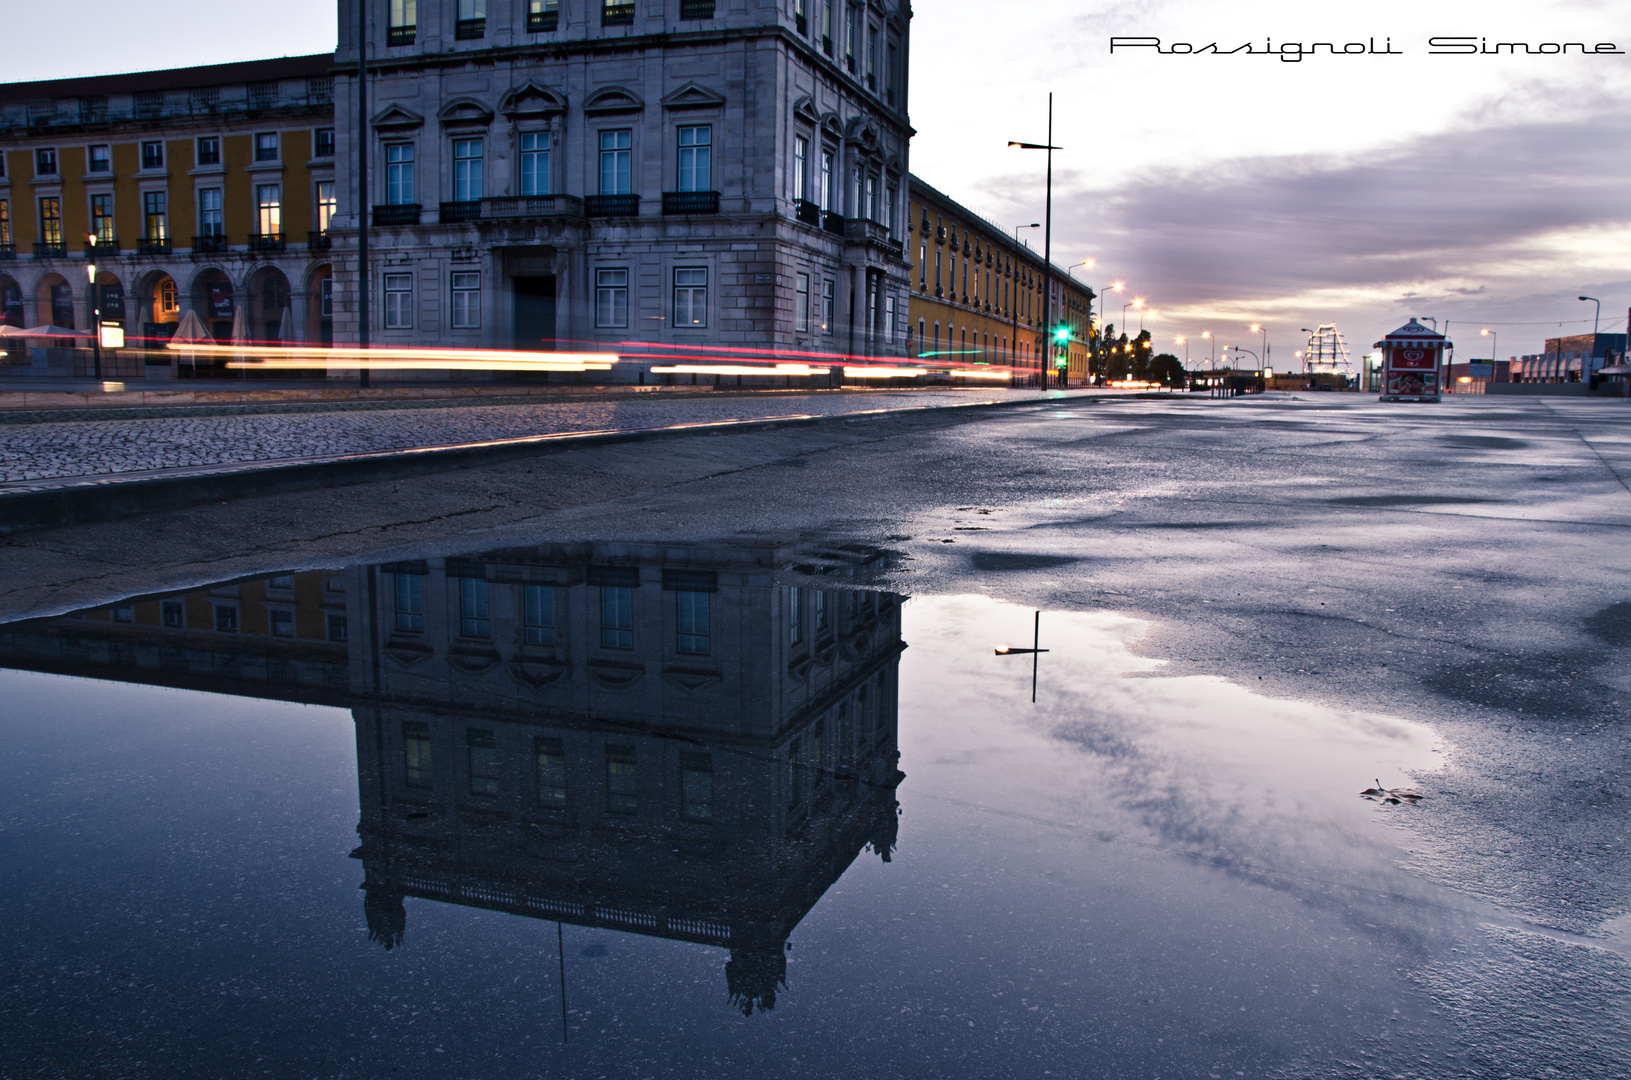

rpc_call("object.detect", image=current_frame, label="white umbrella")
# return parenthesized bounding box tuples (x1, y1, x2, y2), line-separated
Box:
(230, 305, 250, 345)
(276, 305, 294, 344)
(171, 309, 212, 376)
(5, 324, 91, 338)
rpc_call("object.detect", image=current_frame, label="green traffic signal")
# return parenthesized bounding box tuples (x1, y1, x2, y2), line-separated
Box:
(1053, 324, 1070, 344)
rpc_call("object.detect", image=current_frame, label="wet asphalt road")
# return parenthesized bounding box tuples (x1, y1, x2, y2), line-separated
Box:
(2, 390, 1628, 1076)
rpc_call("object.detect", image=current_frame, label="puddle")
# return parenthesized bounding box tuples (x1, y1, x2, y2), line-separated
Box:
(0, 538, 1600, 1078)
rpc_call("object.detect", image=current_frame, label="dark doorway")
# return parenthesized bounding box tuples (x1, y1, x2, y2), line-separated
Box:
(513, 276, 556, 351)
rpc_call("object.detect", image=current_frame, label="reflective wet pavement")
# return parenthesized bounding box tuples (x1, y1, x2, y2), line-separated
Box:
(3, 529, 1625, 1079)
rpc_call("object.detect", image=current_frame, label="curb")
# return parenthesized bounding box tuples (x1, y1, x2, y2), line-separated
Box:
(0, 393, 1101, 536)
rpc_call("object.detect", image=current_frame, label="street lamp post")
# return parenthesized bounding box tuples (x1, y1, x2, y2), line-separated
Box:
(1580, 295, 1601, 384)
(1480, 328, 1497, 387)
(357, 0, 371, 389)
(1009, 93, 1062, 389)
(84, 235, 101, 381)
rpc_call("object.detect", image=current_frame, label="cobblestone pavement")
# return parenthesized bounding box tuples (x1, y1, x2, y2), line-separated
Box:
(0, 388, 1065, 484)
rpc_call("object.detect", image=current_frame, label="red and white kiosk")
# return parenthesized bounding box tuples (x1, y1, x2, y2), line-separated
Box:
(1376, 319, 1451, 402)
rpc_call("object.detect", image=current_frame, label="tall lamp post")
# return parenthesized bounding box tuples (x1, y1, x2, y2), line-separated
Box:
(357, 0, 371, 389)
(1249, 323, 1266, 376)
(1580, 295, 1601, 384)
(1202, 330, 1213, 370)
(1480, 328, 1497, 386)
(1009, 94, 1062, 389)
(84, 234, 102, 381)
(1095, 280, 1124, 384)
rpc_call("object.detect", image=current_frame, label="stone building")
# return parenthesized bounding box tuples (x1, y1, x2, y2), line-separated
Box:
(328, 0, 914, 370)
(0, 56, 339, 376)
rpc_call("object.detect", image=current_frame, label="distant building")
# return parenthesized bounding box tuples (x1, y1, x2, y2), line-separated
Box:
(1515, 333, 1628, 383)
(906, 175, 1094, 386)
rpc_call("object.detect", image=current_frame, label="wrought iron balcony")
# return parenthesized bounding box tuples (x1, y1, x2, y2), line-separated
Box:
(584, 194, 640, 218)
(34, 241, 66, 258)
(455, 17, 485, 38)
(439, 200, 484, 223)
(192, 234, 228, 254)
(795, 199, 822, 227)
(307, 230, 332, 251)
(483, 195, 583, 219)
(372, 203, 422, 226)
(527, 8, 558, 30)
(679, 0, 714, 18)
(387, 24, 416, 46)
(89, 239, 121, 258)
(137, 236, 171, 256)
(248, 232, 285, 252)
(602, 2, 635, 25)
(662, 190, 720, 215)
(822, 209, 846, 236)
(0, 242, 14, 260)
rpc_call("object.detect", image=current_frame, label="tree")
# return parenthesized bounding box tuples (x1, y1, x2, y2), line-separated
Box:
(1149, 353, 1185, 386)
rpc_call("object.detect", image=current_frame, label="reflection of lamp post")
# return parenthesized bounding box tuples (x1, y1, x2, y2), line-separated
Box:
(994, 610, 1049, 703)
(1009, 94, 1062, 389)
(84, 234, 102, 381)
(1580, 295, 1601, 383)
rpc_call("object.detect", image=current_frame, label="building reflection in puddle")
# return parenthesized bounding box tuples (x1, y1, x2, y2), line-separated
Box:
(0, 541, 905, 1016)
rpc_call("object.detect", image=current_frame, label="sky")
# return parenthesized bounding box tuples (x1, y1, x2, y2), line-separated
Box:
(10, 0, 1630, 363)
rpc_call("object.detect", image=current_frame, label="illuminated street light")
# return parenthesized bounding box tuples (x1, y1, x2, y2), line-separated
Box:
(1008, 93, 1064, 387)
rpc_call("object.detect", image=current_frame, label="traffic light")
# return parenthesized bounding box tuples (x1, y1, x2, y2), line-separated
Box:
(1053, 323, 1071, 344)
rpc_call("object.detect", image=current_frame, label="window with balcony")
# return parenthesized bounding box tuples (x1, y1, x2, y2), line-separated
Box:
(456, 0, 486, 38)
(143, 191, 167, 240)
(316, 181, 336, 232)
(451, 271, 480, 329)
(527, 0, 559, 31)
(524, 584, 556, 645)
(603, 0, 635, 25)
(598, 129, 631, 195)
(90, 195, 114, 244)
(254, 132, 279, 162)
(384, 273, 413, 330)
(253, 184, 282, 248)
(88, 145, 110, 173)
(536, 738, 567, 807)
(676, 125, 710, 192)
(403, 722, 432, 787)
(885, 40, 898, 105)
(385, 143, 415, 204)
(314, 128, 335, 157)
(0, 201, 11, 251)
(39, 197, 63, 247)
(388, 0, 417, 44)
(818, 148, 833, 211)
(452, 137, 482, 201)
(793, 135, 808, 201)
(198, 188, 223, 238)
(679, 0, 713, 18)
(844, 2, 856, 70)
(606, 746, 637, 814)
(596, 268, 628, 327)
(519, 132, 550, 195)
(141, 141, 164, 170)
(673, 267, 707, 328)
(821, 0, 832, 53)
(196, 136, 220, 166)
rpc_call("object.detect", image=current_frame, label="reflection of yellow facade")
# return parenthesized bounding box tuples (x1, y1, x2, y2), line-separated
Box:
(0, 56, 337, 368)
(906, 175, 1093, 385)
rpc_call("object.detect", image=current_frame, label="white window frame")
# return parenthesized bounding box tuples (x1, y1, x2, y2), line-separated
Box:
(795, 272, 810, 333)
(821, 279, 835, 336)
(673, 267, 707, 328)
(385, 143, 415, 205)
(88, 144, 111, 173)
(519, 131, 550, 196)
(254, 183, 282, 236)
(793, 135, 808, 201)
(384, 272, 413, 330)
(253, 132, 279, 163)
(452, 137, 483, 201)
(676, 125, 711, 192)
(451, 271, 481, 329)
(598, 129, 632, 196)
(316, 180, 336, 231)
(595, 268, 628, 328)
(198, 187, 223, 236)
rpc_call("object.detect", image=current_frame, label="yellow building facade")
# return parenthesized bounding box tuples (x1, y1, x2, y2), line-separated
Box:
(906, 175, 1093, 386)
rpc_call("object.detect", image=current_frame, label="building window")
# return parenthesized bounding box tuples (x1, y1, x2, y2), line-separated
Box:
(601, 586, 633, 648)
(821, 0, 833, 52)
(196, 137, 220, 166)
(458, 577, 489, 638)
(673, 267, 707, 328)
(159, 279, 178, 314)
(38, 197, 62, 245)
(519, 132, 551, 195)
(452, 137, 483, 201)
(255, 184, 281, 237)
(795, 272, 810, 333)
(161, 600, 184, 628)
(268, 573, 294, 591)
(403, 722, 432, 788)
(251, 133, 277, 162)
(602, 0, 636, 25)
(316, 181, 337, 232)
(595, 268, 628, 328)
(676, 589, 710, 654)
(451, 272, 481, 329)
(393, 570, 424, 630)
(88, 145, 111, 173)
(598, 129, 632, 195)
(35, 148, 57, 176)
(606, 746, 637, 814)
(140, 141, 164, 170)
(819, 149, 833, 211)
(885, 41, 898, 104)
(143, 191, 167, 240)
(536, 738, 567, 807)
(821, 279, 834, 335)
(679, 0, 714, 18)
(885, 183, 897, 236)
(456, 0, 487, 37)
(528, 0, 560, 31)
(815, 589, 830, 634)
(467, 729, 499, 795)
(867, 24, 878, 86)
(389, 0, 417, 43)
(789, 586, 804, 645)
(679, 753, 713, 822)
(383, 273, 412, 329)
(269, 609, 294, 637)
(90, 195, 114, 243)
(676, 125, 711, 191)
(386, 143, 414, 204)
(865, 174, 877, 221)
(844, 1, 856, 69)
(793, 135, 808, 201)
(214, 604, 239, 633)
(0, 200, 8, 250)
(198, 189, 223, 236)
(327, 613, 348, 642)
(524, 583, 556, 645)
(320, 278, 333, 318)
